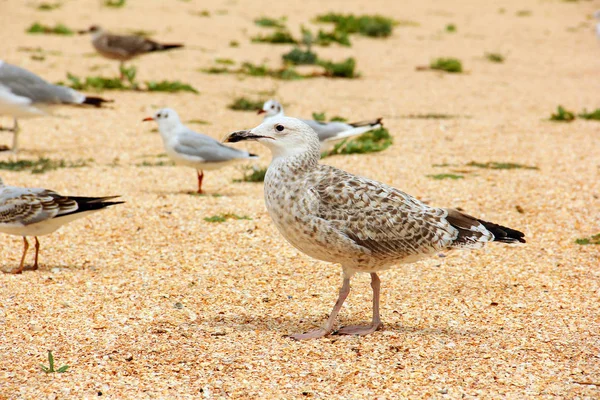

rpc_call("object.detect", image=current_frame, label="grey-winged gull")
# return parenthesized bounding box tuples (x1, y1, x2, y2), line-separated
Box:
(80, 26, 183, 78)
(225, 117, 526, 340)
(0, 60, 111, 153)
(143, 108, 258, 193)
(258, 99, 383, 153)
(0, 177, 123, 274)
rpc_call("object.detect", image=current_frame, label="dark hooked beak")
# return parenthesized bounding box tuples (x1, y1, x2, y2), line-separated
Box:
(224, 130, 269, 143)
(142, 117, 154, 122)
(256, 109, 266, 115)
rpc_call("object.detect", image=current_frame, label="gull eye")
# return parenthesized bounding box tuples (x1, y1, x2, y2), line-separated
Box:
(157, 113, 162, 118)
(275, 124, 284, 132)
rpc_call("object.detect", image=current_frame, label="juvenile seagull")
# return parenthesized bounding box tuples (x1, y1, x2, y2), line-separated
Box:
(144, 108, 258, 193)
(226, 117, 526, 340)
(0, 60, 111, 153)
(0, 178, 123, 274)
(80, 26, 183, 78)
(258, 99, 383, 152)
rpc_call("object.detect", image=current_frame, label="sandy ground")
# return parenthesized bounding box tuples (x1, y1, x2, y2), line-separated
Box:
(0, 0, 599, 398)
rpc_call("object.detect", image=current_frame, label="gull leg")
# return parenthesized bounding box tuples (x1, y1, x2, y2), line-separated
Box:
(11, 118, 19, 154)
(197, 170, 204, 194)
(336, 273, 383, 336)
(9, 237, 29, 274)
(119, 61, 125, 80)
(286, 277, 351, 340)
(32, 237, 40, 270)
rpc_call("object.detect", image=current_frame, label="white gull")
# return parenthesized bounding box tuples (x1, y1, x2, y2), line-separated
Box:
(0, 60, 111, 153)
(258, 99, 382, 153)
(144, 108, 258, 193)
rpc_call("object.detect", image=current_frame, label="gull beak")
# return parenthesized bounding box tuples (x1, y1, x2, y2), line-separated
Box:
(224, 130, 269, 143)
(142, 117, 154, 122)
(257, 109, 266, 115)
(78, 28, 91, 35)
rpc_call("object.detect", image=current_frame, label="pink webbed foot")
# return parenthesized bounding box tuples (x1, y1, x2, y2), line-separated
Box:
(284, 329, 333, 340)
(335, 323, 383, 336)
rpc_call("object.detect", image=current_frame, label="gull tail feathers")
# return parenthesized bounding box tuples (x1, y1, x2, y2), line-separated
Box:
(349, 117, 383, 129)
(152, 43, 184, 52)
(82, 96, 113, 107)
(322, 123, 382, 143)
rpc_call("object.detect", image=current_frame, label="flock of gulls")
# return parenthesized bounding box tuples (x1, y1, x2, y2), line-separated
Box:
(0, 22, 526, 339)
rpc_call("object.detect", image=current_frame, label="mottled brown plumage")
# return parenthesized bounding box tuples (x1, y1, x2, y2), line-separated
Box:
(225, 117, 525, 339)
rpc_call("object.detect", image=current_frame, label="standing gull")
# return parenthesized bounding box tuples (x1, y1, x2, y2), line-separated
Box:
(258, 99, 383, 152)
(0, 178, 123, 274)
(143, 108, 258, 193)
(0, 60, 111, 153)
(80, 26, 183, 78)
(225, 117, 526, 340)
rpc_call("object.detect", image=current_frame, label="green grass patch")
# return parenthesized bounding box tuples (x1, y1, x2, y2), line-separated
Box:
(445, 23, 457, 32)
(186, 119, 211, 125)
(314, 29, 351, 46)
(0, 158, 92, 174)
(575, 233, 600, 245)
(405, 113, 460, 119)
(204, 213, 252, 223)
(41, 350, 69, 374)
(516, 10, 532, 17)
(326, 127, 392, 156)
(254, 16, 287, 29)
(318, 57, 358, 78)
(430, 58, 463, 73)
(550, 105, 576, 122)
(201, 67, 230, 74)
(578, 108, 600, 120)
(228, 97, 266, 111)
(36, 2, 61, 11)
(314, 13, 395, 38)
(282, 47, 318, 65)
(215, 58, 235, 65)
(234, 166, 268, 182)
(229, 40, 239, 47)
(127, 29, 154, 37)
(485, 52, 505, 63)
(26, 22, 74, 35)
(251, 30, 297, 44)
(466, 161, 539, 170)
(104, 0, 126, 7)
(61, 73, 130, 91)
(427, 173, 464, 180)
(146, 80, 199, 94)
(136, 160, 176, 167)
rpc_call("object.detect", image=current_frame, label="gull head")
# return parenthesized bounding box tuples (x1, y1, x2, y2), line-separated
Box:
(225, 117, 320, 159)
(79, 25, 103, 36)
(143, 108, 182, 135)
(257, 99, 284, 117)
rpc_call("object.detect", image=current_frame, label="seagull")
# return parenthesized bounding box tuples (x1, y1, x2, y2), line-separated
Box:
(0, 60, 111, 153)
(225, 117, 526, 340)
(143, 108, 258, 194)
(258, 99, 383, 153)
(0, 177, 123, 274)
(80, 26, 184, 78)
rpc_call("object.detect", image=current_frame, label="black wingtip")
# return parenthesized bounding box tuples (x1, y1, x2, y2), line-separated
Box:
(478, 219, 526, 244)
(249, 153, 258, 157)
(82, 96, 113, 108)
(158, 43, 184, 51)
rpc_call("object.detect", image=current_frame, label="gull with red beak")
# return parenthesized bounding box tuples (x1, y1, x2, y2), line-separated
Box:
(143, 108, 258, 193)
(225, 117, 525, 340)
(257, 99, 383, 153)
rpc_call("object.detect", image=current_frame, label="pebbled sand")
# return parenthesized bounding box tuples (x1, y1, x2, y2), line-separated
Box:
(0, 0, 599, 398)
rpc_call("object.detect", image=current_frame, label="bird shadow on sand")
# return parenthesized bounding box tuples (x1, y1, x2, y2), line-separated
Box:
(193, 310, 485, 339)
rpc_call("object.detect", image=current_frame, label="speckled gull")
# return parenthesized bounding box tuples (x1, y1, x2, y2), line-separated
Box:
(144, 108, 258, 193)
(80, 26, 183, 78)
(0, 60, 111, 153)
(225, 117, 526, 340)
(0, 177, 123, 274)
(258, 99, 383, 153)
